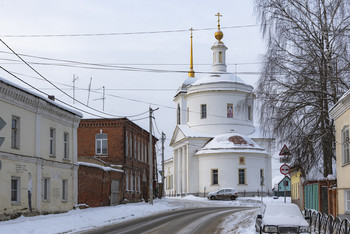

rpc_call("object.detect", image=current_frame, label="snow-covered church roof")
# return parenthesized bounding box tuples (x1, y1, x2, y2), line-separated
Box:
(191, 73, 247, 87)
(195, 132, 267, 155)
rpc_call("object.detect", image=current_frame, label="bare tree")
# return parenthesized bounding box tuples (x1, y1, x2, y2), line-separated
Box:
(254, 0, 350, 177)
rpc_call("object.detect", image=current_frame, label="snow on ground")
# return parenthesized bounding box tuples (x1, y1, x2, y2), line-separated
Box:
(0, 196, 291, 234)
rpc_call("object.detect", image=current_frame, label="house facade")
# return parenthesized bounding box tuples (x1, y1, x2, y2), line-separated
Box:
(330, 89, 350, 219)
(164, 158, 174, 196)
(0, 77, 82, 220)
(77, 118, 157, 205)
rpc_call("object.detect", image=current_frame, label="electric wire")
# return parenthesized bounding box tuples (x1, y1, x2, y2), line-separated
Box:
(0, 25, 260, 38)
(0, 38, 149, 118)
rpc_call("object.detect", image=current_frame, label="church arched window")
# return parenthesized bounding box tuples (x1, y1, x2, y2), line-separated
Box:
(177, 104, 181, 125)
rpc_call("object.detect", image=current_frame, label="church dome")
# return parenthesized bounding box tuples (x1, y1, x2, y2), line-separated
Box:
(215, 30, 223, 41)
(195, 133, 266, 155)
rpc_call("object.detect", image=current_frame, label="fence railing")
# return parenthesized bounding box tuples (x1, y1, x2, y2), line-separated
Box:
(305, 209, 350, 234)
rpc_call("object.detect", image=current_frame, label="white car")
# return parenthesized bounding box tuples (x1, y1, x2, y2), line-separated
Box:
(207, 188, 238, 200)
(255, 203, 311, 233)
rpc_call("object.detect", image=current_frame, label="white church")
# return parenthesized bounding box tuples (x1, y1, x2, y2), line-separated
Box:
(164, 14, 274, 197)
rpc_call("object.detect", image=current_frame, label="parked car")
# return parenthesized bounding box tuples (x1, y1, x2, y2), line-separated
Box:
(255, 203, 310, 233)
(207, 188, 238, 200)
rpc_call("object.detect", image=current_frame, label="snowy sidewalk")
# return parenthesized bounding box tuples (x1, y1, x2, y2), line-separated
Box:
(0, 196, 284, 234)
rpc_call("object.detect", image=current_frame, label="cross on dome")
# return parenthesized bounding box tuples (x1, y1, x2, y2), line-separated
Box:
(215, 12, 222, 30)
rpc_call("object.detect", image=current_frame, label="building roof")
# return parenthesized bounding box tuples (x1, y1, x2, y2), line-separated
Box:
(195, 132, 267, 155)
(191, 73, 247, 87)
(0, 76, 83, 117)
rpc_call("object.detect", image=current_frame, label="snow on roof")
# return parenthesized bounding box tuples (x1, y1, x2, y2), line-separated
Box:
(0, 76, 83, 117)
(174, 76, 198, 97)
(178, 125, 213, 138)
(191, 73, 248, 86)
(195, 132, 267, 155)
(78, 162, 124, 173)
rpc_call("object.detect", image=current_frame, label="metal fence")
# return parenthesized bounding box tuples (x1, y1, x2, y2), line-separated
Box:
(305, 209, 350, 234)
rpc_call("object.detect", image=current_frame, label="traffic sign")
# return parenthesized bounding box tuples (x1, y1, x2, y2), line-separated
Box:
(280, 156, 291, 163)
(280, 164, 290, 175)
(279, 144, 291, 156)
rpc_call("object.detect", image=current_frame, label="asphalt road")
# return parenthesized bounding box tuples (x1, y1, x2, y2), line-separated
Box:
(83, 207, 252, 234)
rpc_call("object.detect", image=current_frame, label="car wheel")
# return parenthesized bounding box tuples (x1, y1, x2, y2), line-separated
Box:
(230, 196, 236, 200)
(210, 196, 215, 200)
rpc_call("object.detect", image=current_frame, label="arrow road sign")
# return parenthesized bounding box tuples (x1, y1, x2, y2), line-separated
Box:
(280, 164, 290, 175)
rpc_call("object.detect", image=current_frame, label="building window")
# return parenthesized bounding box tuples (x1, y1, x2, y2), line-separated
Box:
(49, 128, 56, 156)
(219, 51, 223, 63)
(346, 190, 350, 212)
(11, 116, 20, 149)
(177, 104, 181, 125)
(201, 104, 207, 119)
(342, 127, 350, 165)
(43, 178, 50, 201)
(248, 106, 252, 120)
(125, 132, 129, 157)
(212, 169, 218, 185)
(227, 103, 233, 118)
(63, 132, 69, 159)
(95, 133, 107, 155)
(260, 169, 264, 185)
(138, 138, 141, 161)
(62, 179, 68, 201)
(131, 173, 134, 192)
(129, 133, 132, 157)
(11, 177, 20, 203)
(239, 169, 246, 185)
(126, 171, 129, 191)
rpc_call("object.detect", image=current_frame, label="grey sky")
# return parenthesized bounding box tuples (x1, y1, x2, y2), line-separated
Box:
(0, 0, 266, 162)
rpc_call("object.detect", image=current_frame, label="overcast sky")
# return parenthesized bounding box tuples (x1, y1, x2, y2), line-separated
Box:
(0, 0, 273, 171)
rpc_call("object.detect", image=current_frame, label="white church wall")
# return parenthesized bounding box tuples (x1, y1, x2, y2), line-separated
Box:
(197, 153, 271, 195)
(186, 91, 254, 135)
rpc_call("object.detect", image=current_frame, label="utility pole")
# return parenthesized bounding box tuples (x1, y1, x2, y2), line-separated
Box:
(72, 74, 78, 104)
(161, 132, 166, 198)
(148, 107, 158, 205)
(87, 77, 92, 106)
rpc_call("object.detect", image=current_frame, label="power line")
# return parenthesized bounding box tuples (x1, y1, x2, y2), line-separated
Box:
(0, 51, 261, 75)
(0, 38, 151, 118)
(0, 25, 260, 38)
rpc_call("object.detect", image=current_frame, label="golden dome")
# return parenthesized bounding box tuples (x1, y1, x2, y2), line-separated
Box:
(215, 30, 223, 41)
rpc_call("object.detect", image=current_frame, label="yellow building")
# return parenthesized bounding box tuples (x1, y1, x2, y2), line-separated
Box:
(290, 168, 303, 210)
(0, 77, 82, 220)
(330, 90, 350, 219)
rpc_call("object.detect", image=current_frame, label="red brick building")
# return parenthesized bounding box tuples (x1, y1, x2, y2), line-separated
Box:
(77, 118, 157, 206)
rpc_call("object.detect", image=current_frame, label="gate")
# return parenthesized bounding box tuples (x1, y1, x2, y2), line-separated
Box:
(110, 180, 119, 206)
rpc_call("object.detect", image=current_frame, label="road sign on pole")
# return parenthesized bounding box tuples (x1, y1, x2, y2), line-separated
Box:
(279, 144, 291, 156)
(280, 164, 290, 175)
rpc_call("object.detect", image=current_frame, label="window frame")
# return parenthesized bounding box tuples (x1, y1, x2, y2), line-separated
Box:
(95, 133, 108, 156)
(248, 106, 252, 121)
(63, 132, 69, 159)
(227, 103, 233, 118)
(238, 168, 246, 185)
(62, 179, 68, 201)
(42, 178, 50, 202)
(345, 190, 350, 213)
(11, 116, 20, 149)
(342, 126, 350, 165)
(201, 104, 207, 119)
(177, 104, 181, 125)
(211, 169, 218, 185)
(11, 177, 21, 204)
(49, 128, 56, 157)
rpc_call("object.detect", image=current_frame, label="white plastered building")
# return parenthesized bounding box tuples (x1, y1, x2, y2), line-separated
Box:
(167, 22, 273, 197)
(0, 76, 82, 220)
